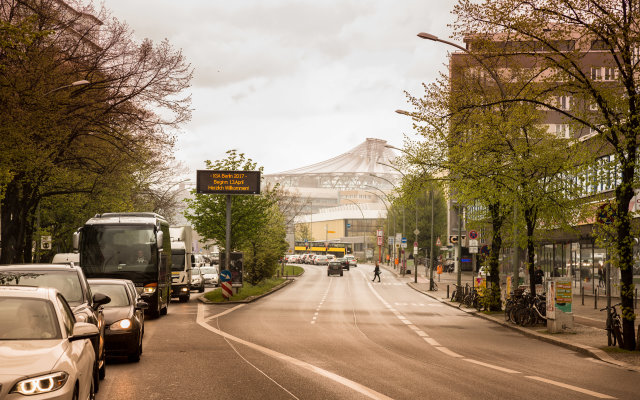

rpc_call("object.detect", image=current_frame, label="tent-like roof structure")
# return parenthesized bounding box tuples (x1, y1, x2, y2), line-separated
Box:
(265, 138, 401, 190)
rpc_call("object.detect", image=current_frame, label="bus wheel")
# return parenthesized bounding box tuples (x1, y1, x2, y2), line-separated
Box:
(160, 301, 168, 315)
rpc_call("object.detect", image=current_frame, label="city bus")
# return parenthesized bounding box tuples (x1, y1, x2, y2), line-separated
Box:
(74, 212, 172, 318)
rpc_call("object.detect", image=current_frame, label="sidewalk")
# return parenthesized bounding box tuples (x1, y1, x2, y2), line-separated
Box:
(377, 262, 640, 371)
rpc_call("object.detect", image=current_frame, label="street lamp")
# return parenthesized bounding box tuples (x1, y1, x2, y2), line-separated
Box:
(44, 80, 90, 95)
(365, 190, 390, 264)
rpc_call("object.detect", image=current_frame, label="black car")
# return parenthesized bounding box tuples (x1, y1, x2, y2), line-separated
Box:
(327, 260, 343, 276)
(88, 278, 147, 362)
(336, 257, 350, 271)
(0, 264, 111, 392)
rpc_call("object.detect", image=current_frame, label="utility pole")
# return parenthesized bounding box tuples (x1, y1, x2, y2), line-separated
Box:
(429, 188, 435, 291)
(456, 204, 463, 288)
(414, 197, 419, 283)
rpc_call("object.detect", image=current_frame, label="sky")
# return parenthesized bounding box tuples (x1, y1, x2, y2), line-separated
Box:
(100, 0, 456, 176)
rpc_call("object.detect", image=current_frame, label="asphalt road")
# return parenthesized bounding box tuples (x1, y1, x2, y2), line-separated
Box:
(96, 264, 639, 399)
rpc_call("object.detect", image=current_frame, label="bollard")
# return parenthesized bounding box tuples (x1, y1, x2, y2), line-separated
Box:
(635, 288, 638, 310)
(447, 285, 450, 299)
(594, 288, 598, 309)
(581, 286, 584, 306)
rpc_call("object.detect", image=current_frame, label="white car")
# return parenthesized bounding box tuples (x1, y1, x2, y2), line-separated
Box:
(0, 286, 99, 399)
(344, 255, 357, 267)
(314, 255, 329, 265)
(200, 266, 219, 286)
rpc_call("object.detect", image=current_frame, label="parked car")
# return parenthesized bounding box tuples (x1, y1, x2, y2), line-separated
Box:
(200, 266, 220, 286)
(327, 260, 343, 276)
(191, 266, 206, 292)
(87, 279, 147, 362)
(315, 255, 329, 265)
(0, 286, 99, 399)
(0, 264, 111, 392)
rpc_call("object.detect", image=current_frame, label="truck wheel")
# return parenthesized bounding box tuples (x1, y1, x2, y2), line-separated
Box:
(160, 300, 168, 315)
(179, 294, 189, 303)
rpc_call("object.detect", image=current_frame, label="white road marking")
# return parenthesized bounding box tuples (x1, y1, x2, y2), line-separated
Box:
(525, 376, 616, 399)
(197, 303, 393, 400)
(463, 359, 520, 374)
(424, 338, 440, 346)
(416, 331, 429, 337)
(434, 346, 464, 358)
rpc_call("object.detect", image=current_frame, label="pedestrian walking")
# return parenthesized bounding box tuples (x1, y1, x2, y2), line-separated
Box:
(598, 266, 604, 288)
(372, 263, 381, 282)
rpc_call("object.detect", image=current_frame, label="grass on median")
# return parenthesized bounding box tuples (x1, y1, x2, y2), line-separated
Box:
(204, 277, 287, 303)
(279, 264, 304, 276)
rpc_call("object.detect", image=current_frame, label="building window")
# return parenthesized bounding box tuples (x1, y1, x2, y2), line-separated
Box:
(557, 95, 572, 111)
(591, 67, 602, 81)
(555, 124, 571, 139)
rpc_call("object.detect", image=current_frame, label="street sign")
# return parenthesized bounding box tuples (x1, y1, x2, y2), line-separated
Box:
(468, 230, 478, 240)
(469, 246, 478, 254)
(449, 235, 466, 245)
(221, 281, 232, 299)
(480, 245, 490, 255)
(377, 236, 383, 246)
(413, 229, 420, 235)
(469, 239, 478, 247)
(388, 236, 395, 245)
(440, 247, 450, 251)
(220, 270, 232, 283)
(41, 236, 52, 250)
(347, 223, 351, 228)
(377, 229, 383, 237)
(401, 237, 407, 249)
(435, 237, 442, 247)
(196, 170, 261, 195)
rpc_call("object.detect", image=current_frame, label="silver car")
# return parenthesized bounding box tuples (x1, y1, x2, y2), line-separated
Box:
(0, 286, 99, 399)
(200, 266, 219, 286)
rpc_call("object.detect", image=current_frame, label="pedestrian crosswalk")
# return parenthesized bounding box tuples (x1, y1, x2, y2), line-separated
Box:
(370, 282, 403, 286)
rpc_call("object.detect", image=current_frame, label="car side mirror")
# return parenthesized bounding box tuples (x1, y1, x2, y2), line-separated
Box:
(93, 292, 111, 309)
(156, 231, 164, 251)
(72, 230, 80, 252)
(135, 301, 149, 310)
(140, 292, 152, 301)
(69, 322, 99, 341)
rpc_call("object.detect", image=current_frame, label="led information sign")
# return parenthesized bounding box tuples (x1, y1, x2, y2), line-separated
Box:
(196, 170, 261, 195)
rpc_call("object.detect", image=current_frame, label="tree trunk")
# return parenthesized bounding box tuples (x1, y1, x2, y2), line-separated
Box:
(524, 206, 537, 295)
(0, 178, 38, 264)
(487, 202, 504, 311)
(615, 150, 637, 351)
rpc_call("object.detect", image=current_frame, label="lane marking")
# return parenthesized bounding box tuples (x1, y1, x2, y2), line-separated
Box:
(463, 359, 520, 374)
(197, 303, 393, 400)
(525, 376, 616, 399)
(434, 346, 464, 358)
(424, 338, 440, 346)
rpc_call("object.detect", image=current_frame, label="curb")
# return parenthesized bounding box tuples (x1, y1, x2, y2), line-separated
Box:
(407, 282, 640, 372)
(198, 277, 296, 305)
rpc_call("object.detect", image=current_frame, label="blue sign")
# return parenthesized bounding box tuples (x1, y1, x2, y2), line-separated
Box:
(347, 223, 351, 228)
(402, 237, 407, 244)
(461, 258, 471, 262)
(220, 270, 232, 283)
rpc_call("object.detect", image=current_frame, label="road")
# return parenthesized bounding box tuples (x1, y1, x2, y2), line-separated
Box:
(97, 264, 638, 399)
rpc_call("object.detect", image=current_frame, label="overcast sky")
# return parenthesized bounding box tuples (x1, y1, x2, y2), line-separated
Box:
(101, 0, 456, 176)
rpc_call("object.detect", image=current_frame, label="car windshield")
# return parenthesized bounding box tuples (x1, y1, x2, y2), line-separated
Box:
(89, 283, 130, 307)
(200, 267, 218, 275)
(0, 271, 84, 305)
(0, 298, 61, 340)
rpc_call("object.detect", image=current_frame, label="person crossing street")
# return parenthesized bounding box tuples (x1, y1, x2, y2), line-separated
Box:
(372, 263, 381, 282)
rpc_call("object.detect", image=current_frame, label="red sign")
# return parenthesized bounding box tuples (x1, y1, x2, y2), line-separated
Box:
(377, 236, 383, 246)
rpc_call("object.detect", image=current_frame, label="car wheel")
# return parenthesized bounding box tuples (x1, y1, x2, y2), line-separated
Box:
(340, 271, 343, 276)
(346, 267, 350, 271)
(72, 385, 79, 400)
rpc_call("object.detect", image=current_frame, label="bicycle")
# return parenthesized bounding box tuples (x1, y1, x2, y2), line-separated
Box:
(451, 284, 464, 303)
(429, 279, 438, 291)
(460, 286, 481, 310)
(600, 303, 624, 348)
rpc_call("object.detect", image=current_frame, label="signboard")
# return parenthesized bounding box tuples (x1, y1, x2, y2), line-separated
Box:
(480, 245, 490, 255)
(347, 223, 351, 228)
(435, 237, 442, 247)
(468, 230, 478, 240)
(449, 235, 466, 244)
(377, 229, 383, 237)
(220, 270, 231, 282)
(196, 170, 261, 195)
(388, 236, 395, 245)
(555, 279, 572, 313)
(377, 236, 383, 246)
(401, 237, 407, 249)
(469, 239, 478, 247)
(547, 280, 556, 319)
(41, 235, 52, 250)
(469, 246, 478, 254)
(413, 229, 420, 235)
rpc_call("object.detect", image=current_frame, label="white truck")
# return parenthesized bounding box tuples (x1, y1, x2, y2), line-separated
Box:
(169, 226, 193, 302)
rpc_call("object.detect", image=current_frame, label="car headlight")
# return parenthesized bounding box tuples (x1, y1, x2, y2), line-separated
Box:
(12, 372, 68, 395)
(143, 283, 157, 294)
(111, 318, 132, 330)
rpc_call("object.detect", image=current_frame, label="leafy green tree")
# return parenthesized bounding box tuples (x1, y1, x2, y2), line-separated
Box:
(184, 151, 288, 284)
(0, 0, 192, 263)
(454, 0, 640, 350)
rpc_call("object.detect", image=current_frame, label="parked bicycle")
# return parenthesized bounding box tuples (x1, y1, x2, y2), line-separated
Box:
(460, 285, 481, 311)
(505, 291, 546, 327)
(600, 303, 624, 348)
(504, 288, 525, 323)
(450, 283, 465, 303)
(429, 279, 438, 291)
